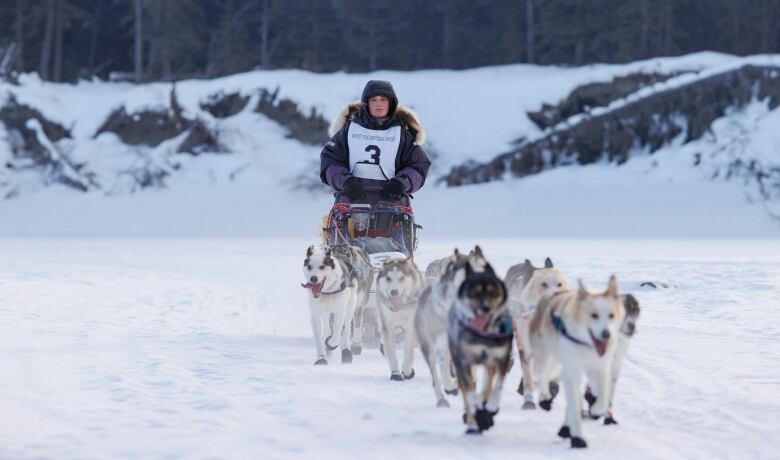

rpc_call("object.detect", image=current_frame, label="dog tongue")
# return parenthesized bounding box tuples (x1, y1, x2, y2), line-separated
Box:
(469, 315, 491, 332)
(590, 330, 608, 357)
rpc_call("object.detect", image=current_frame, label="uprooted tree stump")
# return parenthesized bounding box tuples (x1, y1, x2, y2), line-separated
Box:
(255, 87, 329, 145)
(200, 91, 250, 118)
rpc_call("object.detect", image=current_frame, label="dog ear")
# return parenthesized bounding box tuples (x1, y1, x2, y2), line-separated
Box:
(623, 293, 640, 316)
(484, 262, 496, 275)
(453, 248, 460, 258)
(523, 259, 533, 269)
(307, 245, 314, 258)
(473, 245, 484, 259)
(606, 275, 618, 298)
(544, 257, 554, 268)
(577, 279, 588, 300)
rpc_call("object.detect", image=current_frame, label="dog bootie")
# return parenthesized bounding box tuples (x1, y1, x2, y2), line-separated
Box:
(539, 399, 553, 411)
(402, 369, 415, 380)
(445, 388, 459, 396)
(390, 371, 404, 381)
(549, 381, 560, 400)
(436, 398, 450, 408)
(571, 437, 587, 449)
(314, 358, 328, 366)
(341, 349, 353, 364)
(604, 414, 618, 425)
(475, 408, 495, 431)
(558, 425, 571, 439)
(351, 344, 362, 355)
(522, 400, 536, 410)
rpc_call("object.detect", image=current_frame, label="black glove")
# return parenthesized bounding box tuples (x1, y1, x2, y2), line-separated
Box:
(382, 177, 408, 199)
(341, 177, 364, 202)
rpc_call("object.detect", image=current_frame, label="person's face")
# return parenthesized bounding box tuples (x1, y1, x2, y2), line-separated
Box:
(368, 95, 390, 118)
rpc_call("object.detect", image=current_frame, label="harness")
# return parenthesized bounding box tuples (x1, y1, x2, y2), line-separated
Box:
(549, 310, 592, 348)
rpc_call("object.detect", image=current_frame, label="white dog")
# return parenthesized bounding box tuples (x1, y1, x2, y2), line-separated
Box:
(504, 259, 568, 409)
(527, 276, 625, 448)
(375, 258, 426, 381)
(302, 245, 361, 365)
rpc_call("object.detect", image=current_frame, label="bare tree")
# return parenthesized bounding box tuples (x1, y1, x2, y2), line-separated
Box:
(134, 0, 143, 82)
(526, 0, 535, 63)
(14, 0, 25, 71)
(53, 0, 64, 82)
(39, 0, 56, 80)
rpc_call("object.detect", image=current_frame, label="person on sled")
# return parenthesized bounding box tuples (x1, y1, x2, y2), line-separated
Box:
(320, 80, 431, 207)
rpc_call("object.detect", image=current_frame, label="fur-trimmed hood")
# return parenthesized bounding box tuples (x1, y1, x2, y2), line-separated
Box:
(328, 101, 426, 146)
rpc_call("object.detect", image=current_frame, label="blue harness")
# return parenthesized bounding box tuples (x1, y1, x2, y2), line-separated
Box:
(550, 310, 592, 348)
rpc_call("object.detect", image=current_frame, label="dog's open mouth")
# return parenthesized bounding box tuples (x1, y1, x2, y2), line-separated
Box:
(301, 278, 326, 298)
(589, 330, 608, 357)
(468, 314, 492, 332)
(389, 296, 405, 312)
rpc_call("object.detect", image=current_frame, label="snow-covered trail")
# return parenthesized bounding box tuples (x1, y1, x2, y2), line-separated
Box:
(1, 238, 779, 459)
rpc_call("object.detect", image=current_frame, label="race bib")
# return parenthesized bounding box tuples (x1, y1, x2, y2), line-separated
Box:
(347, 123, 401, 180)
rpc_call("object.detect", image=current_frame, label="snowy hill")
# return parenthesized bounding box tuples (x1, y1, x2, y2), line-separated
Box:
(1, 52, 779, 237)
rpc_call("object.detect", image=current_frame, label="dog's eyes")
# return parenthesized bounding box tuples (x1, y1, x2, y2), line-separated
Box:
(591, 313, 599, 319)
(385, 276, 391, 282)
(474, 285, 483, 293)
(541, 282, 549, 288)
(557, 282, 562, 287)
(399, 276, 405, 282)
(306, 265, 312, 270)
(609, 313, 615, 319)
(319, 265, 325, 270)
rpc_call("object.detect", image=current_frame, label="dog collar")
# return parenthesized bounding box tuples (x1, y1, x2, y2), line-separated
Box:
(550, 310, 592, 348)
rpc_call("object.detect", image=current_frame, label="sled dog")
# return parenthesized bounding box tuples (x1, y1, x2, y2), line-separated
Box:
(302, 245, 372, 365)
(504, 258, 568, 409)
(375, 258, 426, 381)
(415, 249, 471, 407)
(585, 293, 641, 425)
(527, 276, 624, 448)
(448, 247, 512, 434)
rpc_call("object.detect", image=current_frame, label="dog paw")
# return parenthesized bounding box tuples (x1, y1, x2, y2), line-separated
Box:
(341, 349, 353, 364)
(570, 437, 588, 449)
(445, 388, 459, 396)
(325, 336, 338, 352)
(604, 415, 618, 425)
(402, 369, 415, 380)
(351, 344, 362, 355)
(521, 400, 536, 410)
(517, 378, 524, 395)
(475, 408, 495, 431)
(436, 398, 450, 408)
(314, 358, 328, 366)
(558, 425, 571, 439)
(584, 389, 596, 407)
(465, 427, 482, 435)
(539, 399, 553, 411)
(390, 372, 404, 381)
(549, 381, 560, 400)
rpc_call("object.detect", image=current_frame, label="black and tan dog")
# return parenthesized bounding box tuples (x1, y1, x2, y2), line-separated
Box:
(447, 247, 513, 434)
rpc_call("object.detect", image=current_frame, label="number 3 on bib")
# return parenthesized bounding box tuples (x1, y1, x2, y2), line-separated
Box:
(364, 145, 381, 165)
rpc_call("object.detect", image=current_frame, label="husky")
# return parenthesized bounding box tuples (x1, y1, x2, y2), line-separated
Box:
(375, 258, 426, 381)
(424, 256, 451, 283)
(527, 276, 625, 448)
(415, 249, 470, 407)
(584, 293, 641, 425)
(447, 247, 512, 434)
(301, 245, 372, 365)
(504, 258, 568, 409)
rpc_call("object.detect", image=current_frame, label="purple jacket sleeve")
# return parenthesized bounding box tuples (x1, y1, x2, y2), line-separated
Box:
(394, 128, 431, 193)
(320, 127, 352, 191)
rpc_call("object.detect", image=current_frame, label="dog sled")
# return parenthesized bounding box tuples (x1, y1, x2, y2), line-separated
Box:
(323, 200, 421, 348)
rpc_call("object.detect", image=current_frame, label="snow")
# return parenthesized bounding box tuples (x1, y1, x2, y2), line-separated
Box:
(1, 238, 779, 459)
(1, 52, 779, 457)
